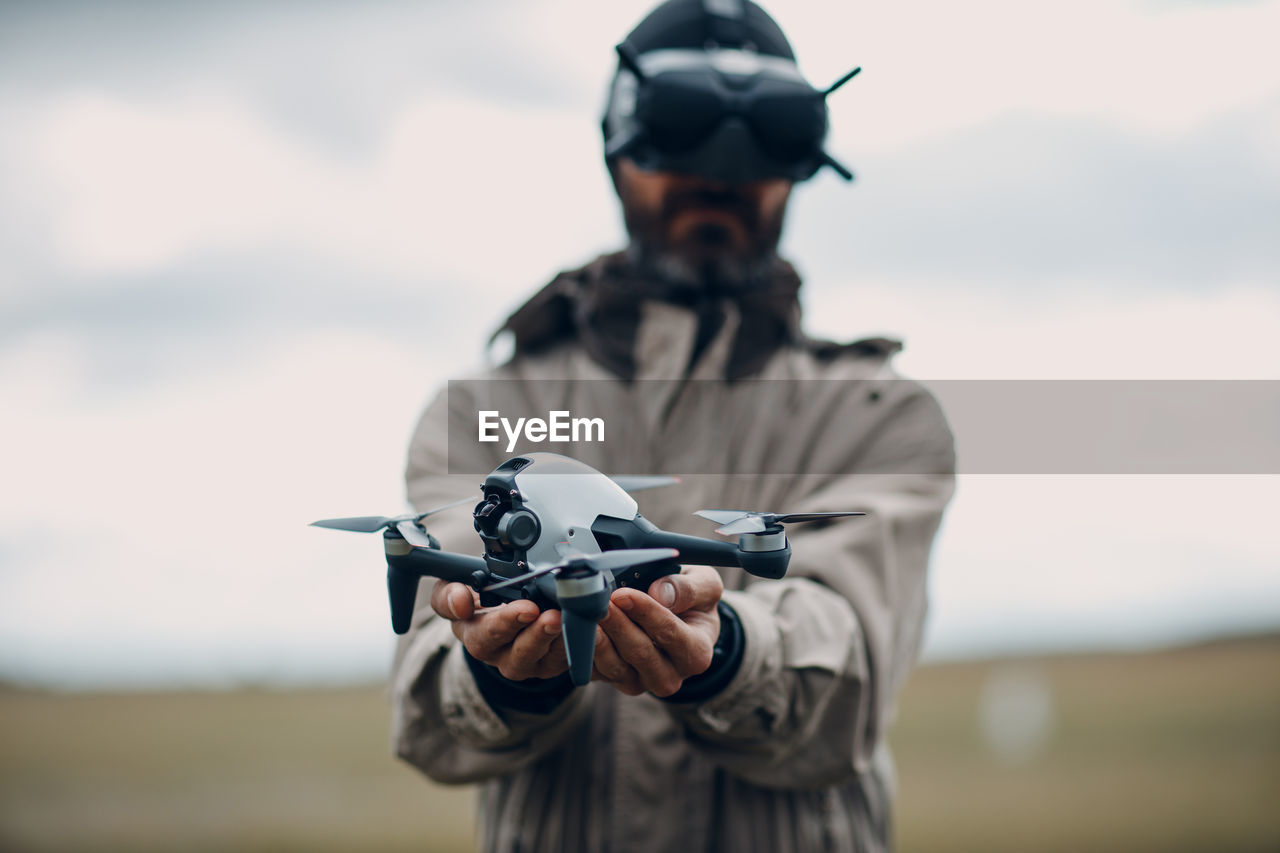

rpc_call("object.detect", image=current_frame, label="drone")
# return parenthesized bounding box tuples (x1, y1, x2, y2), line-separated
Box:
(312, 453, 865, 686)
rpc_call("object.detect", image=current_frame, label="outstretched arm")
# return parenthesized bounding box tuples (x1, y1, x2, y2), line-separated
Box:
(390, 386, 591, 785)
(610, 379, 955, 788)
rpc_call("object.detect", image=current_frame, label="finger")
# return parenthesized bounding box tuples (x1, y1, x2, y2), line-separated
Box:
(542, 622, 570, 674)
(595, 609, 647, 695)
(430, 581, 477, 621)
(615, 589, 715, 676)
(647, 565, 723, 615)
(498, 610, 563, 680)
(600, 601, 683, 697)
(462, 601, 539, 662)
(591, 622, 643, 694)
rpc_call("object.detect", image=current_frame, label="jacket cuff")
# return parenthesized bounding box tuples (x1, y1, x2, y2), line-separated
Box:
(427, 634, 588, 753)
(659, 600, 745, 704)
(463, 647, 578, 714)
(661, 590, 786, 732)
(437, 640, 513, 743)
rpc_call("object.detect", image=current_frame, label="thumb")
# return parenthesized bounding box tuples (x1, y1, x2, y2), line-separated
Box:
(648, 565, 722, 614)
(430, 580, 477, 621)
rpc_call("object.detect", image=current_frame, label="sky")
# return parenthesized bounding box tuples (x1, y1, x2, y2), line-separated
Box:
(1, 0, 1277, 687)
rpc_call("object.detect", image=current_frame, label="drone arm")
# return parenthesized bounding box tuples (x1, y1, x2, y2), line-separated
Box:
(636, 530, 740, 567)
(591, 516, 741, 569)
(393, 546, 488, 587)
(593, 517, 793, 581)
(384, 537, 488, 635)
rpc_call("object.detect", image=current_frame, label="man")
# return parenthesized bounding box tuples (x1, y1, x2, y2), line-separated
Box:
(391, 2, 954, 851)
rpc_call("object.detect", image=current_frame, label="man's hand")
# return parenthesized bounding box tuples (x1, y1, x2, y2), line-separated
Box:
(431, 581, 570, 681)
(593, 565, 723, 697)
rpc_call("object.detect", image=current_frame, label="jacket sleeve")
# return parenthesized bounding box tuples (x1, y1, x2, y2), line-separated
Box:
(663, 378, 955, 789)
(389, 384, 593, 785)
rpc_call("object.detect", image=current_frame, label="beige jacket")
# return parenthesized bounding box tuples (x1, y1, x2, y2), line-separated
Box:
(391, 254, 955, 853)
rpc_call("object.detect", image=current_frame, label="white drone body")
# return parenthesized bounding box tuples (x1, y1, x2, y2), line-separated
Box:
(502, 454, 637, 570)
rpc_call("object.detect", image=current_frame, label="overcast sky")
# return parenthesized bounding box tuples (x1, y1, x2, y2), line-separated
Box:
(1, 0, 1277, 687)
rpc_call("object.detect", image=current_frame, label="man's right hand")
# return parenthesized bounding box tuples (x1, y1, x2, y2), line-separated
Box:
(430, 580, 570, 681)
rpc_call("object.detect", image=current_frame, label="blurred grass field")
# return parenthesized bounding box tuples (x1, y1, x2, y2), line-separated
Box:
(2, 635, 1277, 852)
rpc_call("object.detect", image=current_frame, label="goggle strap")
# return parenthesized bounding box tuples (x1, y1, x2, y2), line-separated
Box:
(824, 66, 863, 98)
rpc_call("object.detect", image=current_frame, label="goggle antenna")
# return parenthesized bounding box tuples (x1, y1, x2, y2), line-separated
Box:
(822, 152, 855, 182)
(824, 66, 862, 98)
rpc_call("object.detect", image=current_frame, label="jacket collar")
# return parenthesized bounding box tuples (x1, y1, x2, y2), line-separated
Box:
(491, 250, 805, 380)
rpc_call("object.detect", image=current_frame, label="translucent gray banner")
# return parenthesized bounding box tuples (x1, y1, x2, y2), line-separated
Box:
(441, 379, 1279, 475)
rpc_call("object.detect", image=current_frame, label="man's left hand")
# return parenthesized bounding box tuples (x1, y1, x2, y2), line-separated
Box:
(593, 565, 723, 697)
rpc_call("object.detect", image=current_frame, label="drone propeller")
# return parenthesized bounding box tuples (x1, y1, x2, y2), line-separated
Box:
(311, 515, 404, 533)
(482, 547, 679, 592)
(695, 509, 867, 536)
(313, 497, 486, 636)
(611, 475, 680, 494)
(311, 497, 473, 536)
(394, 520, 433, 549)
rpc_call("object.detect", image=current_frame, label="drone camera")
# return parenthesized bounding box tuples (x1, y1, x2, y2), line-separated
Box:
(474, 460, 545, 564)
(496, 509, 541, 548)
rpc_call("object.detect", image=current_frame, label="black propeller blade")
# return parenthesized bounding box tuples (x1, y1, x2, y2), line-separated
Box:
(695, 509, 867, 536)
(568, 546, 680, 573)
(394, 520, 434, 549)
(413, 496, 475, 520)
(311, 515, 402, 533)
(480, 544, 678, 686)
(482, 547, 679, 592)
(311, 497, 472, 536)
(611, 475, 681, 494)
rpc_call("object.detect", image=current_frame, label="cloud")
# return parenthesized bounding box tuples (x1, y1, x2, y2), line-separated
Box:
(2, 0, 1278, 685)
(18, 91, 617, 282)
(0, 255, 495, 396)
(0, 1, 594, 154)
(821, 282, 1280, 380)
(922, 474, 1280, 659)
(790, 101, 1280, 290)
(0, 330, 440, 687)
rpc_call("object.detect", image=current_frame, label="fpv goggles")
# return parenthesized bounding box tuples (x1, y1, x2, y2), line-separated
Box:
(603, 41, 860, 184)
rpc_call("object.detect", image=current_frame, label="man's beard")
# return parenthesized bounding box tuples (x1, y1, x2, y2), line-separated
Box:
(623, 185, 787, 292)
